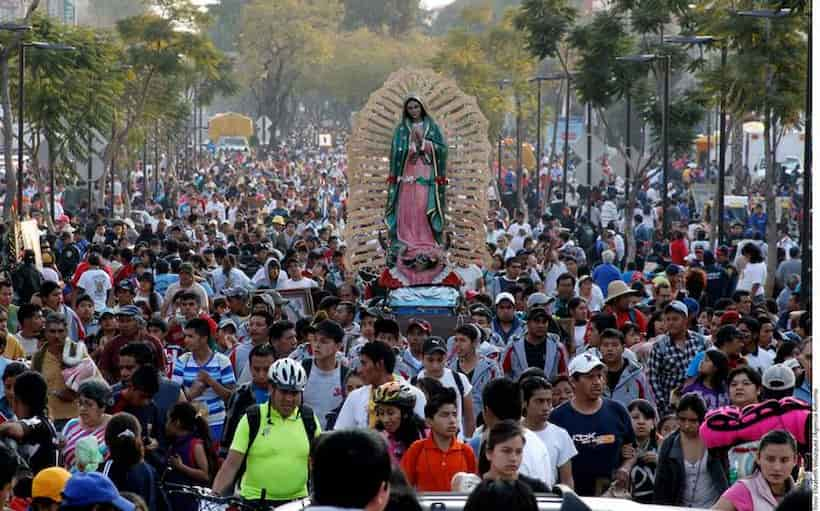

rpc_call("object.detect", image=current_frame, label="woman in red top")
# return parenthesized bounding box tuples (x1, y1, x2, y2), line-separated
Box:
(669, 231, 689, 265)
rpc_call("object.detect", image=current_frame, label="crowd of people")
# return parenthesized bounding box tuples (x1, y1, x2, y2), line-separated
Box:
(0, 126, 810, 511)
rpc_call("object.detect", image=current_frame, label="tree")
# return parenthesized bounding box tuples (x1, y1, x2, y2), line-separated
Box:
(0, 0, 41, 220)
(432, 7, 536, 142)
(239, 0, 342, 148)
(103, 0, 233, 214)
(207, 0, 247, 52)
(342, 0, 421, 36)
(11, 12, 125, 224)
(80, 0, 148, 27)
(300, 29, 437, 123)
(432, 7, 538, 211)
(692, 0, 807, 295)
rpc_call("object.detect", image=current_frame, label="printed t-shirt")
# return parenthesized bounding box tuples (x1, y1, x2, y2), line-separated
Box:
(549, 398, 635, 496)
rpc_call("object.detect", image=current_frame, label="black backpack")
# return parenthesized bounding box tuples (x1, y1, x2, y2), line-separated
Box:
(57, 244, 81, 279)
(234, 403, 317, 491)
(301, 358, 349, 396)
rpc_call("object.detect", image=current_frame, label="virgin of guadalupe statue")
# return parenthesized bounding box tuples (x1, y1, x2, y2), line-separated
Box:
(384, 96, 448, 284)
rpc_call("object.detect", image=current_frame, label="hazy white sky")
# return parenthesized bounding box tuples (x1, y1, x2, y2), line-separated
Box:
(421, 0, 457, 8)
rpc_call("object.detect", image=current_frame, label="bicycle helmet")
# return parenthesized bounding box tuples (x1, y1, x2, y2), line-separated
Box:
(373, 380, 416, 410)
(268, 358, 307, 392)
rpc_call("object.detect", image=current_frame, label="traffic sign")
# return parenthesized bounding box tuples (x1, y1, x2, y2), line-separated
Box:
(256, 116, 272, 145)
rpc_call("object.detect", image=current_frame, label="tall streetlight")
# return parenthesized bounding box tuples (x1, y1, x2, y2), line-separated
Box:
(735, 8, 790, 295)
(0, 23, 33, 221)
(616, 53, 671, 234)
(800, 20, 810, 308)
(561, 76, 571, 212)
(18, 41, 76, 222)
(530, 74, 568, 215)
(497, 79, 511, 207)
(664, 35, 719, 240)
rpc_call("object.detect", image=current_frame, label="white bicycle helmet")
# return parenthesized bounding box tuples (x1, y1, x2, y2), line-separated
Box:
(268, 358, 307, 392)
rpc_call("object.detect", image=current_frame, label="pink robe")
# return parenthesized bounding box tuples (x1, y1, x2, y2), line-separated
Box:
(396, 135, 444, 284)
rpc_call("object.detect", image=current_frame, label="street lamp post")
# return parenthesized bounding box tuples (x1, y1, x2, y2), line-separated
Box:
(717, 45, 728, 245)
(0, 23, 32, 221)
(17, 40, 75, 222)
(735, 9, 790, 294)
(800, 21, 810, 308)
(497, 79, 511, 208)
(664, 35, 720, 238)
(530, 74, 570, 215)
(561, 78, 570, 212)
(616, 54, 670, 230)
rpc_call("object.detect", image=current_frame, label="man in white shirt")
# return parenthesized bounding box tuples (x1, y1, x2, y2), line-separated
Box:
(473, 377, 556, 487)
(161, 262, 209, 316)
(76, 254, 112, 311)
(416, 337, 475, 438)
(506, 210, 532, 238)
(334, 340, 426, 430)
(279, 258, 318, 291)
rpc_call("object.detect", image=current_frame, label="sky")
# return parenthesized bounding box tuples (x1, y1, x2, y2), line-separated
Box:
(193, 0, 456, 8)
(420, 0, 457, 8)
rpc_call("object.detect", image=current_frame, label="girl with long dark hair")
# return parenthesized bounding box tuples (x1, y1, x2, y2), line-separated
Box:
(373, 381, 427, 465)
(623, 399, 659, 503)
(165, 402, 218, 511)
(682, 349, 730, 410)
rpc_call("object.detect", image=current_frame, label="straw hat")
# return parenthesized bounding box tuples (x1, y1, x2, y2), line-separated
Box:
(605, 280, 639, 305)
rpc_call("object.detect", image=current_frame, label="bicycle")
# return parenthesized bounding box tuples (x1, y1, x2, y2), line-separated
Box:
(161, 481, 296, 511)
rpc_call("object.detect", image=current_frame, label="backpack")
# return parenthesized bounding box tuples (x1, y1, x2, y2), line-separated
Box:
(234, 403, 317, 491)
(301, 359, 349, 398)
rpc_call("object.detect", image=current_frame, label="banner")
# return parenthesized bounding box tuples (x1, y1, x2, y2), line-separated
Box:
(544, 117, 584, 151)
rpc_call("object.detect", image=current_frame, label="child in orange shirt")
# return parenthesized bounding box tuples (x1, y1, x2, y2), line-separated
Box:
(400, 387, 477, 491)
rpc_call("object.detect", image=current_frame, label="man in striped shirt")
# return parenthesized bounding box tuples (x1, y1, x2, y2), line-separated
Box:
(172, 318, 236, 439)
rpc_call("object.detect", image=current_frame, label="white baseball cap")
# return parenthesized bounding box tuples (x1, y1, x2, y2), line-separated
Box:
(495, 292, 516, 306)
(568, 353, 606, 376)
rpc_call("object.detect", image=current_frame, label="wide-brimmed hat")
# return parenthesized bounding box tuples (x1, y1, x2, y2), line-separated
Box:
(605, 280, 639, 304)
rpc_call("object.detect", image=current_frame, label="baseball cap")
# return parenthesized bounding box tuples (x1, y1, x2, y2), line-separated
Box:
(218, 318, 238, 331)
(407, 318, 431, 334)
(665, 300, 689, 317)
(114, 304, 141, 318)
(494, 292, 515, 306)
(223, 287, 249, 299)
(469, 305, 493, 320)
(59, 472, 135, 511)
(783, 358, 802, 371)
(762, 364, 796, 391)
(763, 364, 795, 390)
(527, 307, 550, 322)
(719, 310, 741, 326)
(179, 262, 195, 275)
(526, 292, 552, 309)
(32, 466, 71, 502)
(259, 290, 289, 306)
(423, 337, 448, 356)
(683, 297, 700, 317)
(568, 353, 606, 376)
(99, 307, 115, 318)
(665, 264, 683, 276)
(115, 280, 135, 293)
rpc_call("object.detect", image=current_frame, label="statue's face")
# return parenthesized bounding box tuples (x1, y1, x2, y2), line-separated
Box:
(406, 100, 422, 120)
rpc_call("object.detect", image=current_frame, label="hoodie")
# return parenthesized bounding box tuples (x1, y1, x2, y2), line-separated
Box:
(602, 355, 655, 408)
